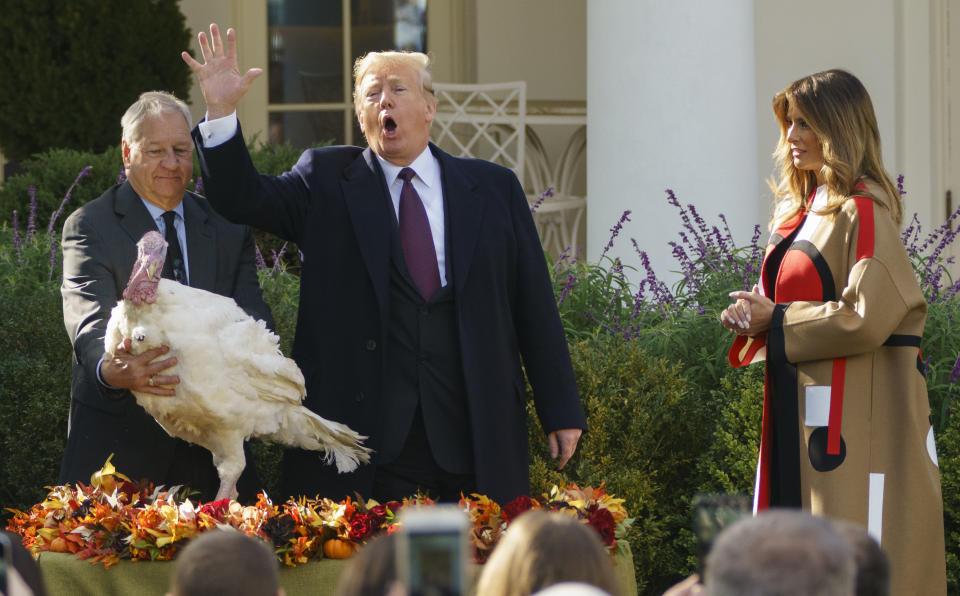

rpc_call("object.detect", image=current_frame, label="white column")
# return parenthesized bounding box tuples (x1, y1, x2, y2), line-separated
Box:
(587, 0, 758, 285)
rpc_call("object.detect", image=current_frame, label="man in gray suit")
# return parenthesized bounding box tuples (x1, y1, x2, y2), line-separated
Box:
(58, 91, 272, 500)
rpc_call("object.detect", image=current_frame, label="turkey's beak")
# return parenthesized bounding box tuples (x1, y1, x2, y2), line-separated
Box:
(147, 261, 159, 280)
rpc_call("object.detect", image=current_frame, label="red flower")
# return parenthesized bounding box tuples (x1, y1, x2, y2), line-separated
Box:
(348, 511, 377, 541)
(369, 504, 388, 526)
(199, 499, 231, 522)
(586, 504, 616, 547)
(501, 495, 536, 523)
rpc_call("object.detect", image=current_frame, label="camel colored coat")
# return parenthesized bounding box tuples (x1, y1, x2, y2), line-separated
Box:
(729, 181, 946, 595)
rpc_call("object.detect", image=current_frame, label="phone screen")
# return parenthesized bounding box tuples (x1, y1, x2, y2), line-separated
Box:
(406, 530, 465, 595)
(692, 493, 751, 576)
(398, 506, 469, 596)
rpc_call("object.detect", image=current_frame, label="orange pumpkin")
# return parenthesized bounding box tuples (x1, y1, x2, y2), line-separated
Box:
(323, 538, 356, 559)
(50, 537, 69, 553)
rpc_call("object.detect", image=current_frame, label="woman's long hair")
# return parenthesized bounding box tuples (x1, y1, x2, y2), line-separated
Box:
(769, 69, 901, 228)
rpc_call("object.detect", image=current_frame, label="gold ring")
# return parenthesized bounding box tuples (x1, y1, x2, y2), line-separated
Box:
(148, 376, 154, 387)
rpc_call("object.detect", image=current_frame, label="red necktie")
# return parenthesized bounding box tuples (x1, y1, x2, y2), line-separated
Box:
(398, 167, 441, 300)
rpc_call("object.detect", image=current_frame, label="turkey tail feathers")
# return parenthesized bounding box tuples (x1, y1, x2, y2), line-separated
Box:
(280, 408, 372, 473)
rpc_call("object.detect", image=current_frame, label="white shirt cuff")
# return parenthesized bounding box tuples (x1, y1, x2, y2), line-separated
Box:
(197, 111, 239, 148)
(96, 356, 119, 389)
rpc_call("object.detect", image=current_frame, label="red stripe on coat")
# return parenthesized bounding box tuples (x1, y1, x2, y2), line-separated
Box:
(729, 335, 766, 368)
(853, 197, 875, 260)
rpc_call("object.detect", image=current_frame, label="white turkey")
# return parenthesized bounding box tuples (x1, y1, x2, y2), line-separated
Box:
(104, 230, 371, 501)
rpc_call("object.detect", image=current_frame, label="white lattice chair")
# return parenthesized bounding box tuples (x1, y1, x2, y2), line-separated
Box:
(431, 81, 586, 258)
(526, 125, 587, 258)
(431, 81, 527, 186)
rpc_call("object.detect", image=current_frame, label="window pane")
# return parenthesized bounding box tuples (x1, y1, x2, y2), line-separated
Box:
(352, 0, 427, 61)
(268, 0, 345, 104)
(269, 111, 344, 149)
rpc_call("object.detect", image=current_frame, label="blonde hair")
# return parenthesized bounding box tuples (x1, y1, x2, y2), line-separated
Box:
(121, 91, 191, 145)
(352, 51, 435, 107)
(475, 511, 620, 596)
(769, 69, 901, 228)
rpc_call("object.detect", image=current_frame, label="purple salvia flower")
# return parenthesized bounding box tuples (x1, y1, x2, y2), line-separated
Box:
(552, 250, 571, 276)
(25, 187, 38, 242)
(194, 176, 204, 195)
(901, 212, 920, 249)
(529, 187, 554, 214)
(610, 257, 624, 275)
(944, 277, 960, 302)
(710, 226, 731, 270)
(557, 272, 577, 306)
(48, 166, 93, 235)
(254, 241, 267, 270)
(272, 242, 289, 271)
(116, 166, 127, 184)
(687, 203, 711, 240)
(949, 354, 960, 384)
(12, 209, 22, 264)
(665, 189, 680, 208)
(897, 174, 906, 196)
(669, 241, 700, 296)
(632, 241, 675, 309)
(599, 210, 631, 261)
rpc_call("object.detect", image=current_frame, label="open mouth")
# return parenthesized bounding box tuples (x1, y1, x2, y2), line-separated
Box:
(384, 117, 397, 134)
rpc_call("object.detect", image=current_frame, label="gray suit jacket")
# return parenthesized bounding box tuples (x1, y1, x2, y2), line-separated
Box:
(58, 181, 272, 498)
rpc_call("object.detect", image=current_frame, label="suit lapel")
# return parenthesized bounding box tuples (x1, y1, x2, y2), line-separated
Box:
(115, 182, 160, 245)
(341, 148, 392, 307)
(182, 194, 217, 291)
(114, 183, 216, 291)
(434, 145, 484, 295)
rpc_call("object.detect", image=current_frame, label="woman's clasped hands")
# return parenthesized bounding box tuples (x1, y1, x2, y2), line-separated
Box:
(720, 284, 774, 337)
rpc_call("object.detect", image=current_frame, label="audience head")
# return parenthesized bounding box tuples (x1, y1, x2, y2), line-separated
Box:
(832, 521, 889, 596)
(533, 583, 613, 596)
(704, 510, 855, 596)
(335, 533, 405, 596)
(2, 530, 48, 596)
(167, 529, 283, 596)
(476, 510, 620, 596)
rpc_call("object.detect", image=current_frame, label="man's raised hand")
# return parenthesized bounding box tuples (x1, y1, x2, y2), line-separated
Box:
(181, 24, 263, 120)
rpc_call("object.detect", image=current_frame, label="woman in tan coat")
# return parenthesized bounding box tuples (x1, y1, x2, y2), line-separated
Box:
(720, 69, 946, 595)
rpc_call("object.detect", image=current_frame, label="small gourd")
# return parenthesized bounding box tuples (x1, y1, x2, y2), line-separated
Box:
(323, 538, 356, 559)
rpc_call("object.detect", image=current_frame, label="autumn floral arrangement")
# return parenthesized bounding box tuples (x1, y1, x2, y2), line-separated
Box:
(5, 458, 632, 569)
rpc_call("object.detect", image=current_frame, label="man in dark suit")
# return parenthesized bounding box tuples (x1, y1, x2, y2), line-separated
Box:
(59, 91, 272, 500)
(182, 25, 586, 504)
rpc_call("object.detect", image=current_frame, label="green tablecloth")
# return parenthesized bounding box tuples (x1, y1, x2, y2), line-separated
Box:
(37, 552, 350, 596)
(38, 543, 637, 595)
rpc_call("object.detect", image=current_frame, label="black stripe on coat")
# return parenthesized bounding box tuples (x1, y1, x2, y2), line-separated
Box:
(883, 334, 922, 348)
(766, 304, 802, 508)
(789, 241, 837, 302)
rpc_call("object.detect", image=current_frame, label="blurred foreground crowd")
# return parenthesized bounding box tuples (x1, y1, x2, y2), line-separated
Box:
(2, 507, 886, 596)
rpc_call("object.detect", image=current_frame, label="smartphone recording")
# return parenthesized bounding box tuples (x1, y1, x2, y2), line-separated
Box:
(397, 505, 471, 596)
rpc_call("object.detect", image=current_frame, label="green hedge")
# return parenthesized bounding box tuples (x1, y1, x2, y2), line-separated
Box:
(2, 171, 960, 595)
(0, 0, 191, 161)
